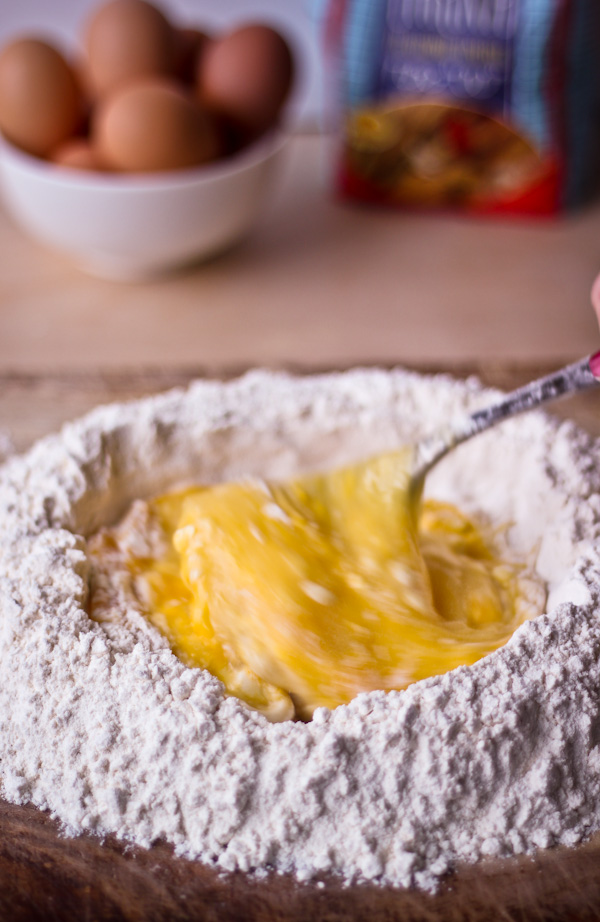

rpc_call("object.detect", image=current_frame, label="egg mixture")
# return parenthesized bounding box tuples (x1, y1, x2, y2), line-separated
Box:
(88, 450, 545, 722)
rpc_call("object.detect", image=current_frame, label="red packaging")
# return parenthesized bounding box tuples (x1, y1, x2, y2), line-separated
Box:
(324, 0, 600, 215)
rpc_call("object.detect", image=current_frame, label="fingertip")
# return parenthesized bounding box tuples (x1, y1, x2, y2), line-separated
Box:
(592, 273, 600, 318)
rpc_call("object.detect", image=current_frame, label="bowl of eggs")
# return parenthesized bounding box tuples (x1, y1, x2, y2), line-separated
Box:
(0, 0, 294, 278)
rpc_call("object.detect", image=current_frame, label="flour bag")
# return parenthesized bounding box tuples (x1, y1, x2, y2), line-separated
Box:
(322, 0, 600, 214)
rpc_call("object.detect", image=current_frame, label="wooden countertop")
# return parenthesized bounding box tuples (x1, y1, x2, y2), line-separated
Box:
(1, 134, 600, 384)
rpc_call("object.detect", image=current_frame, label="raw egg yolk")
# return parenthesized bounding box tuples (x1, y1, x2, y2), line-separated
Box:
(101, 451, 545, 721)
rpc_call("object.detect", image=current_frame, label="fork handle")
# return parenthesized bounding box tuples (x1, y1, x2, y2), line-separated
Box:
(412, 351, 600, 490)
(462, 351, 600, 443)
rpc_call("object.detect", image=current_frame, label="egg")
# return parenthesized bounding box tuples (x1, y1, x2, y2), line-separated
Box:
(93, 78, 220, 172)
(197, 24, 294, 135)
(84, 0, 176, 98)
(0, 38, 82, 157)
(51, 138, 108, 171)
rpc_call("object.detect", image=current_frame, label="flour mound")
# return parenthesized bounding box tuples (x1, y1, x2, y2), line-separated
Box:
(0, 368, 599, 893)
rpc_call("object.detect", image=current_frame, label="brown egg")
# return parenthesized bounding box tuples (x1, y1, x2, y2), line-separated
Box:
(0, 38, 82, 157)
(197, 24, 293, 135)
(93, 78, 220, 172)
(174, 27, 212, 85)
(51, 138, 107, 171)
(84, 0, 176, 97)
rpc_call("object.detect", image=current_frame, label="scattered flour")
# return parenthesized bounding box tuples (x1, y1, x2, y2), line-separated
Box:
(0, 368, 600, 892)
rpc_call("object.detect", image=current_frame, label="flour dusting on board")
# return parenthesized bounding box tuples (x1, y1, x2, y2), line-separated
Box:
(0, 369, 600, 892)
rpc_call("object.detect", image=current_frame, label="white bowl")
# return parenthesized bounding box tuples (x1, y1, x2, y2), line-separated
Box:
(0, 132, 286, 279)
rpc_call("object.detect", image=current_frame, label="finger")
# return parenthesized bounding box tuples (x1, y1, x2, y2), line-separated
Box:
(592, 274, 600, 320)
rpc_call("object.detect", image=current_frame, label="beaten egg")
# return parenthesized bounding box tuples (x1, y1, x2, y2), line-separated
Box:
(89, 452, 545, 722)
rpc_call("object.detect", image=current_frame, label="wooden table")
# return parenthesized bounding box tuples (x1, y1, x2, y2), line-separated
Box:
(1, 135, 600, 378)
(2, 134, 600, 921)
(1, 137, 600, 450)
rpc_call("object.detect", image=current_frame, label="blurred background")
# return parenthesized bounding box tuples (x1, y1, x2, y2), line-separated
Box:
(1, 0, 600, 455)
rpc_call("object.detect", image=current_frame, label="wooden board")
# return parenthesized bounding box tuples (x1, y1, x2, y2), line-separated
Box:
(2, 361, 600, 922)
(2, 359, 600, 451)
(2, 799, 600, 922)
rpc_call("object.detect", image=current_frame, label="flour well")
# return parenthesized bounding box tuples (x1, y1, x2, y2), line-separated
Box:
(0, 368, 599, 892)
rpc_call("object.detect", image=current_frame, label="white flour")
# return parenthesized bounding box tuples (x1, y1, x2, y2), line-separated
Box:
(0, 368, 600, 892)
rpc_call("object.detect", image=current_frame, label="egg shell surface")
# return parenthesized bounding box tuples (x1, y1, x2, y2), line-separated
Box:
(0, 38, 82, 157)
(93, 77, 220, 172)
(198, 24, 294, 135)
(84, 0, 176, 97)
